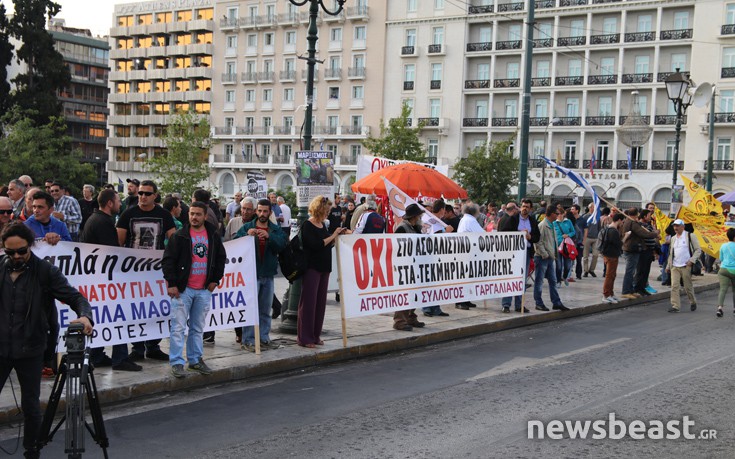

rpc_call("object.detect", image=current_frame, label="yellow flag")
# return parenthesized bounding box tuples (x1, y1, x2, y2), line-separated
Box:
(653, 207, 671, 244)
(555, 148, 562, 165)
(680, 175, 701, 198)
(689, 222, 729, 258)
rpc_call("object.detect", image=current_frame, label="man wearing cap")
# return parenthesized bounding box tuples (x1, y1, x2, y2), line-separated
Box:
(392, 204, 425, 331)
(122, 178, 140, 213)
(353, 199, 385, 234)
(666, 219, 701, 313)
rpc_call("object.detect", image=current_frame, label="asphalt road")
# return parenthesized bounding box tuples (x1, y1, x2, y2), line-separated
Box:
(3, 289, 735, 458)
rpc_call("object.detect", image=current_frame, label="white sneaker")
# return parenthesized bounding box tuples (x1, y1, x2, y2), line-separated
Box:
(610, 296, 621, 302)
(604, 296, 618, 304)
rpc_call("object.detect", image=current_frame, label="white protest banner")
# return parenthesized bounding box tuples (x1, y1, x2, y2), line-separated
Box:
(383, 177, 447, 234)
(246, 170, 268, 199)
(356, 154, 449, 182)
(337, 232, 527, 319)
(32, 238, 258, 348)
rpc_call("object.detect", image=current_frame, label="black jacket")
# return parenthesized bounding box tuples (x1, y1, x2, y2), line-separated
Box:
(162, 222, 226, 291)
(0, 254, 93, 359)
(498, 213, 541, 256)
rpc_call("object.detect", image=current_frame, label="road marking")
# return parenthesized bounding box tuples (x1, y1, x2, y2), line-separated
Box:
(467, 337, 631, 381)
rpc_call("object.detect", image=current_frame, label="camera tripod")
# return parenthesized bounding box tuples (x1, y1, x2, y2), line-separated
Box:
(37, 348, 109, 459)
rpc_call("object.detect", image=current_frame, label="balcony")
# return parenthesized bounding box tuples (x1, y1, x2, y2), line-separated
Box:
(557, 159, 579, 168)
(585, 116, 615, 126)
(592, 0, 621, 3)
(530, 117, 549, 126)
(428, 44, 444, 55)
(624, 32, 655, 42)
(403, 81, 414, 91)
(430, 80, 441, 90)
(531, 158, 547, 168)
(704, 160, 735, 171)
(219, 18, 239, 29)
(261, 15, 278, 27)
(617, 160, 648, 170)
(557, 36, 586, 46)
(622, 73, 653, 84)
(590, 34, 620, 45)
(722, 68, 735, 78)
(241, 16, 261, 29)
(221, 73, 237, 84)
(257, 71, 274, 83)
(657, 71, 676, 82)
(654, 115, 686, 125)
(496, 40, 522, 50)
(339, 155, 358, 165)
(279, 70, 296, 82)
(498, 2, 524, 12)
(324, 68, 342, 80)
(555, 76, 583, 86)
(619, 116, 650, 124)
(707, 112, 735, 123)
(401, 45, 417, 56)
(651, 160, 684, 170)
(418, 117, 440, 127)
(556, 117, 581, 126)
(583, 160, 613, 170)
(468, 5, 494, 14)
(301, 69, 318, 82)
(346, 5, 369, 20)
(531, 77, 551, 87)
(660, 29, 692, 40)
(341, 125, 365, 135)
(722, 24, 735, 35)
(560, 0, 587, 5)
(348, 67, 366, 78)
(273, 153, 292, 165)
(492, 117, 518, 127)
(535, 0, 555, 8)
(465, 79, 491, 89)
(587, 74, 617, 85)
(467, 42, 493, 52)
(533, 38, 553, 48)
(495, 78, 520, 88)
(241, 72, 257, 84)
(278, 13, 298, 26)
(463, 118, 489, 127)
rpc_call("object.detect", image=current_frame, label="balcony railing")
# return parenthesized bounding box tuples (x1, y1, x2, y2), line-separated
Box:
(339, 155, 358, 165)
(403, 81, 414, 90)
(557, 36, 586, 46)
(657, 72, 674, 82)
(619, 116, 650, 124)
(588, 74, 618, 85)
(257, 71, 274, 82)
(722, 24, 735, 35)
(496, 40, 522, 50)
(560, 0, 586, 5)
(654, 115, 686, 125)
(535, 0, 555, 8)
(583, 160, 613, 169)
(241, 72, 257, 83)
(555, 76, 583, 86)
(617, 160, 648, 170)
(530, 117, 549, 126)
(495, 78, 520, 88)
(592, 0, 621, 3)
(301, 69, 318, 81)
(428, 44, 443, 54)
(492, 117, 518, 127)
(463, 118, 489, 127)
(585, 116, 615, 126)
(622, 73, 653, 84)
(423, 156, 438, 165)
(660, 29, 692, 40)
(469, 5, 494, 14)
(722, 67, 735, 78)
(557, 159, 578, 168)
(590, 34, 620, 45)
(418, 117, 440, 127)
(272, 154, 292, 164)
(219, 18, 239, 28)
(531, 77, 551, 87)
(465, 79, 491, 89)
(530, 158, 546, 168)
(651, 160, 684, 170)
(704, 160, 735, 171)
(707, 112, 735, 123)
(221, 73, 237, 83)
(348, 67, 366, 78)
(498, 2, 524, 12)
(279, 70, 296, 81)
(556, 117, 581, 126)
(401, 45, 416, 55)
(467, 42, 493, 52)
(346, 5, 369, 18)
(324, 68, 342, 79)
(624, 32, 655, 42)
(341, 125, 364, 135)
(430, 80, 442, 90)
(533, 38, 554, 48)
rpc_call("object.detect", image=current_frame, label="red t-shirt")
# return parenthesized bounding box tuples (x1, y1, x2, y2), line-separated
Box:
(187, 228, 209, 289)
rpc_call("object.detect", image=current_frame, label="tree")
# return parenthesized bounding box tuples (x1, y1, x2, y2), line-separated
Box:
(0, 108, 94, 194)
(0, 4, 14, 116)
(362, 101, 427, 161)
(145, 111, 212, 198)
(9, 0, 70, 125)
(453, 139, 519, 205)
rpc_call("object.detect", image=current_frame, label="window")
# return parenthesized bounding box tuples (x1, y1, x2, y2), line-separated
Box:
(354, 26, 366, 41)
(434, 0, 444, 9)
(600, 57, 615, 76)
(248, 5, 258, 18)
(351, 115, 363, 128)
(286, 30, 296, 45)
(430, 99, 441, 118)
(404, 64, 415, 82)
(477, 63, 490, 80)
(284, 88, 294, 102)
(671, 53, 687, 71)
(637, 15, 652, 33)
(285, 58, 296, 73)
(427, 139, 439, 158)
(226, 35, 237, 49)
(266, 4, 275, 21)
(718, 138, 732, 161)
(564, 140, 577, 161)
(351, 144, 362, 158)
(728, 4, 735, 25)
(284, 116, 294, 130)
(329, 56, 341, 70)
(596, 140, 609, 162)
(568, 59, 582, 77)
(537, 23, 552, 39)
(570, 20, 584, 37)
(475, 100, 488, 118)
(224, 144, 233, 162)
(176, 10, 192, 22)
(508, 24, 522, 40)
(432, 27, 444, 45)
(405, 29, 417, 47)
(721, 90, 735, 112)
(330, 27, 342, 43)
(723, 48, 735, 68)
(225, 61, 236, 75)
(532, 139, 545, 156)
(431, 63, 442, 81)
(598, 97, 612, 116)
(264, 32, 275, 47)
(536, 60, 550, 78)
(479, 26, 492, 43)
(408, 0, 417, 12)
(246, 89, 256, 102)
(352, 54, 365, 70)
(674, 11, 689, 29)
(226, 7, 238, 22)
(225, 90, 235, 103)
(352, 85, 364, 99)
(566, 98, 579, 117)
(602, 17, 617, 34)
(247, 34, 257, 48)
(535, 98, 548, 117)
(507, 62, 520, 79)
(329, 87, 340, 99)
(504, 99, 517, 118)
(263, 89, 273, 102)
(666, 140, 676, 161)
(637, 95, 648, 116)
(634, 55, 650, 74)
(225, 117, 234, 128)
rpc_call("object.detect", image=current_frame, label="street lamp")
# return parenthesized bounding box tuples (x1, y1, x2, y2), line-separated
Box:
(665, 68, 693, 212)
(283, 0, 346, 334)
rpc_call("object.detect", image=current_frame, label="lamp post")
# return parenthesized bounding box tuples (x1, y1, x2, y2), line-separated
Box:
(282, 0, 346, 334)
(665, 68, 693, 212)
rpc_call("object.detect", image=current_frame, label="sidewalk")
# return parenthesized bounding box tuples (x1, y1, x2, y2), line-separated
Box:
(0, 263, 720, 424)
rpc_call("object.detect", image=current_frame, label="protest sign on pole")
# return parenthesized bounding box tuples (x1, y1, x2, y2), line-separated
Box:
(296, 150, 335, 206)
(336, 233, 527, 339)
(246, 170, 268, 199)
(32, 238, 258, 349)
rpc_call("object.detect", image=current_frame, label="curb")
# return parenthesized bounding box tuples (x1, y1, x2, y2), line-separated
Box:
(0, 280, 718, 425)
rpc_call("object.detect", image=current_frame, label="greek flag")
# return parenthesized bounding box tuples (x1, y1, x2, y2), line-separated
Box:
(540, 156, 600, 224)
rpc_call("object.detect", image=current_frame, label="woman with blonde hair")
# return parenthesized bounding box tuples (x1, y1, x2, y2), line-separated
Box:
(297, 196, 351, 347)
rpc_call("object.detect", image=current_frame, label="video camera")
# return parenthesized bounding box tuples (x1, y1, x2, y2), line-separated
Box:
(65, 323, 87, 354)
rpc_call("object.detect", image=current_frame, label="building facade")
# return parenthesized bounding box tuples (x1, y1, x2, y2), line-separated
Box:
(106, 0, 215, 185)
(208, 0, 382, 198)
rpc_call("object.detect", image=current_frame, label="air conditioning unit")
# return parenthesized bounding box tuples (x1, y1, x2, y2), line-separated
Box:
(700, 125, 709, 134)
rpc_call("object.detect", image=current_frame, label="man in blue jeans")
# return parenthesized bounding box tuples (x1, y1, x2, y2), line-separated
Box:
(236, 199, 287, 352)
(499, 199, 539, 313)
(162, 202, 226, 378)
(533, 205, 569, 311)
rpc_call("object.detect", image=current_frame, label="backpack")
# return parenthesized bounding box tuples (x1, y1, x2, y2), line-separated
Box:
(278, 225, 307, 283)
(596, 225, 610, 253)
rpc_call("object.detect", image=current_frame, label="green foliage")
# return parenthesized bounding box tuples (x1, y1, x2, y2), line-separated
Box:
(0, 5, 14, 115)
(9, 0, 70, 124)
(453, 139, 519, 205)
(0, 109, 94, 195)
(361, 102, 427, 162)
(144, 111, 212, 198)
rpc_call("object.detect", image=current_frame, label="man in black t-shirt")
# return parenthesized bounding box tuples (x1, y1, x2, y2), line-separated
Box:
(116, 180, 176, 361)
(327, 199, 342, 234)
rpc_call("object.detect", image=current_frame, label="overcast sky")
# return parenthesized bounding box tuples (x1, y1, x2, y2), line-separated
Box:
(2, 0, 118, 37)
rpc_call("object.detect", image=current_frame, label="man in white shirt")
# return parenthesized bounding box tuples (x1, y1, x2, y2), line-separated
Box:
(225, 192, 243, 224)
(457, 202, 485, 233)
(666, 219, 701, 313)
(277, 196, 292, 239)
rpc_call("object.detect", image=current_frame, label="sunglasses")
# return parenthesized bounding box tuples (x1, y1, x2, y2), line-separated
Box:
(138, 191, 155, 196)
(0, 209, 12, 215)
(5, 246, 29, 256)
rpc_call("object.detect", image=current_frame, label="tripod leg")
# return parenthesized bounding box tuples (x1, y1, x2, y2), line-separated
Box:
(37, 358, 68, 448)
(65, 361, 85, 456)
(83, 366, 109, 454)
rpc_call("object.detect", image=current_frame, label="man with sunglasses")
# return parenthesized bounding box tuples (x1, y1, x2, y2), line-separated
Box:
(0, 197, 13, 237)
(0, 223, 93, 459)
(117, 180, 176, 362)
